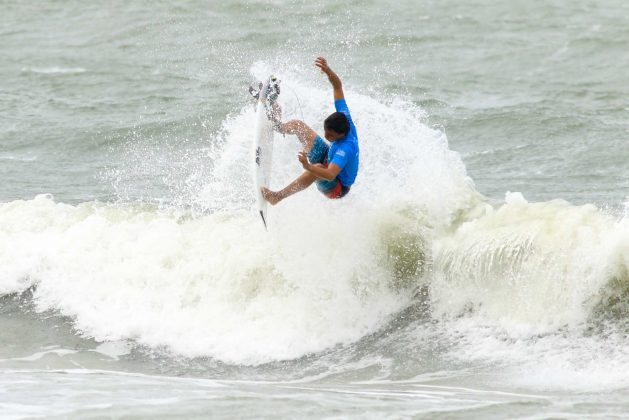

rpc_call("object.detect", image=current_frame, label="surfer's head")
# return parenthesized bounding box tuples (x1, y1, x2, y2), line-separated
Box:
(323, 112, 350, 141)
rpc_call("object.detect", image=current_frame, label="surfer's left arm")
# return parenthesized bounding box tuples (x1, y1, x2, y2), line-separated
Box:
(298, 151, 341, 181)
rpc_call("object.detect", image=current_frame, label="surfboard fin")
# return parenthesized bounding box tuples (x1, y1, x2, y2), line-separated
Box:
(259, 210, 268, 231)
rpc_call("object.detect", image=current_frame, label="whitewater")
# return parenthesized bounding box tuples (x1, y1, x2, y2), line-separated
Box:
(2, 0, 629, 418)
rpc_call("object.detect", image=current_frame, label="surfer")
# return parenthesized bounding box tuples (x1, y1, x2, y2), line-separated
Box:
(259, 57, 359, 205)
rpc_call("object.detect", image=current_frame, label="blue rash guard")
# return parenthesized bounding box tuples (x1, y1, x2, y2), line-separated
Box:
(306, 98, 360, 198)
(328, 98, 359, 186)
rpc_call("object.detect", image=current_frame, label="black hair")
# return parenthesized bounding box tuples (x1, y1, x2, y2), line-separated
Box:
(324, 112, 350, 136)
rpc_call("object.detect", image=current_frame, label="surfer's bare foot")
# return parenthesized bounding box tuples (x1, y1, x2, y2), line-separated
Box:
(248, 82, 263, 101)
(261, 187, 282, 205)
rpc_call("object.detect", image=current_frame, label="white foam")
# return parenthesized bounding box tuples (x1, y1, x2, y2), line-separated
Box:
(430, 192, 627, 330)
(0, 347, 77, 362)
(24, 66, 87, 75)
(92, 341, 133, 360)
(0, 195, 409, 364)
(444, 317, 629, 392)
(0, 154, 38, 162)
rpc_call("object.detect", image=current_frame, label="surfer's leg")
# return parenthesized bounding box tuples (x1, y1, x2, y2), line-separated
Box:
(261, 164, 325, 205)
(261, 171, 316, 205)
(277, 119, 318, 152)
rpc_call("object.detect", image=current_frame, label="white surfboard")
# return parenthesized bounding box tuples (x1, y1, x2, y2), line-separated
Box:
(253, 77, 276, 230)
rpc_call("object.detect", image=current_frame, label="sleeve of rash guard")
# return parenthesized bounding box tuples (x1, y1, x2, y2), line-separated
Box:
(334, 98, 353, 123)
(329, 143, 351, 169)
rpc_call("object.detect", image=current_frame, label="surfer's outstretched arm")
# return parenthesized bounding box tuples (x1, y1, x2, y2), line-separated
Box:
(315, 57, 344, 100)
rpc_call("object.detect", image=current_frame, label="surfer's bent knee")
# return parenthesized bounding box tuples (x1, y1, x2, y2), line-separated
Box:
(282, 119, 307, 134)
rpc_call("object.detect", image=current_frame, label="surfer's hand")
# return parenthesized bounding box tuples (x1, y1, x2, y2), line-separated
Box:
(315, 57, 331, 74)
(298, 151, 310, 169)
(315, 56, 343, 99)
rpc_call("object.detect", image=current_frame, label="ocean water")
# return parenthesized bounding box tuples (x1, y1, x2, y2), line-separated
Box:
(1, 0, 629, 418)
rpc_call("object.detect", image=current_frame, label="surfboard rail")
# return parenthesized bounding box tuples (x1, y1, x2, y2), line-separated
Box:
(252, 77, 276, 230)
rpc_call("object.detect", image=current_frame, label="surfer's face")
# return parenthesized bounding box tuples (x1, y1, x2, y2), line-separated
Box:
(324, 128, 345, 142)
